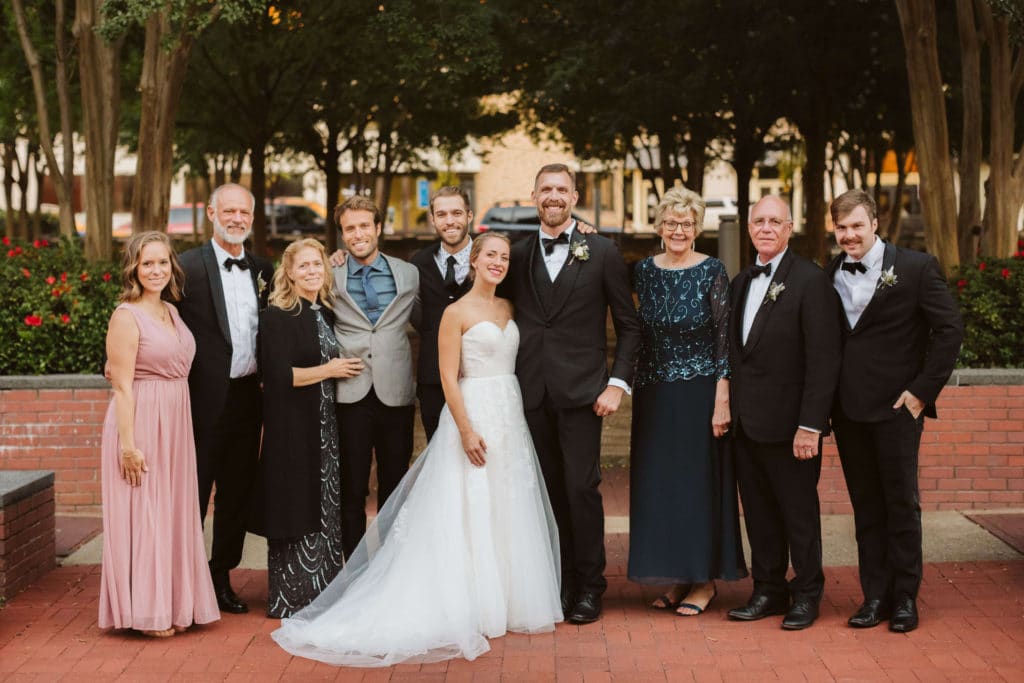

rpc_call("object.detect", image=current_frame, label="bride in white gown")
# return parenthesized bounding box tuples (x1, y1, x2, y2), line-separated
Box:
(272, 232, 563, 667)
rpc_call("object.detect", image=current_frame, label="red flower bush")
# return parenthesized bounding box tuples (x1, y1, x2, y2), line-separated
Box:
(24, 315, 42, 327)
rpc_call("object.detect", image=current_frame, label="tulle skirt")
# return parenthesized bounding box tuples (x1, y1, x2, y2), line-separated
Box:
(272, 373, 562, 667)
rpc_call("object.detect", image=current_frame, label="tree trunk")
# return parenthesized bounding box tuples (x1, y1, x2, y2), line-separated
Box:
(894, 0, 960, 275)
(250, 143, 267, 256)
(131, 10, 197, 235)
(979, 4, 1023, 257)
(956, 0, 983, 264)
(11, 0, 76, 238)
(801, 117, 828, 265)
(15, 148, 30, 240)
(32, 146, 45, 238)
(76, 0, 123, 262)
(732, 133, 762, 271)
(323, 128, 342, 253)
(2, 142, 16, 240)
(685, 128, 708, 196)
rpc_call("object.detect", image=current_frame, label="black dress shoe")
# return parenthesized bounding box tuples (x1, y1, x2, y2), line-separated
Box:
(727, 594, 789, 621)
(561, 592, 574, 617)
(848, 599, 889, 628)
(567, 592, 602, 624)
(215, 584, 249, 614)
(781, 600, 819, 630)
(889, 597, 918, 633)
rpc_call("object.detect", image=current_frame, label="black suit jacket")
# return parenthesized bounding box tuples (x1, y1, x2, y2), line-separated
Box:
(410, 243, 472, 387)
(828, 242, 963, 422)
(506, 230, 640, 411)
(177, 241, 273, 442)
(728, 249, 842, 442)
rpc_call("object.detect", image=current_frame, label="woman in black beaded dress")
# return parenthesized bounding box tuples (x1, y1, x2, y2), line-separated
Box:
(628, 187, 747, 616)
(255, 239, 364, 618)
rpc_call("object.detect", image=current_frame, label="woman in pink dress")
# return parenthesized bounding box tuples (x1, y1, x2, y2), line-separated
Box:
(98, 231, 220, 637)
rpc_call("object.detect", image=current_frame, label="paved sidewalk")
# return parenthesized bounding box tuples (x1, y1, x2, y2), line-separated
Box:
(2, 550, 1023, 681)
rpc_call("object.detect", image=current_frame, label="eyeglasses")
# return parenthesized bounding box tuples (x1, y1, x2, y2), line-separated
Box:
(662, 220, 697, 233)
(750, 217, 790, 229)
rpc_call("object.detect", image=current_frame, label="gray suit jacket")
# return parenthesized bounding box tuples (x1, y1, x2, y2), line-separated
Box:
(330, 254, 419, 406)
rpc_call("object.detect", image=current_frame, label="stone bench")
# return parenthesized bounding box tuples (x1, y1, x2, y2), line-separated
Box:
(0, 470, 56, 602)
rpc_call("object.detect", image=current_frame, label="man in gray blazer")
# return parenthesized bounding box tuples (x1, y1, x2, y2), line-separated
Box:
(330, 196, 420, 558)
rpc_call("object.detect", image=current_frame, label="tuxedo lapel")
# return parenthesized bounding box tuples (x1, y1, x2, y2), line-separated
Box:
(743, 251, 794, 356)
(827, 254, 853, 332)
(522, 232, 546, 313)
(732, 269, 753, 352)
(546, 232, 586, 318)
(851, 241, 897, 333)
(201, 242, 232, 344)
(375, 255, 409, 324)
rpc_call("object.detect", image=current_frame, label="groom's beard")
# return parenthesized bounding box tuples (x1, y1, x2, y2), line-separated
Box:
(538, 201, 571, 230)
(214, 217, 252, 245)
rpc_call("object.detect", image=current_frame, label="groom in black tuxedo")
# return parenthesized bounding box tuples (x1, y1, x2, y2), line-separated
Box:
(178, 183, 273, 614)
(727, 195, 841, 630)
(828, 189, 962, 633)
(504, 163, 640, 624)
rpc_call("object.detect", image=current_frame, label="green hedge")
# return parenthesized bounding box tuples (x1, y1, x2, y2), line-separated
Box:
(1, 236, 119, 374)
(953, 241, 1024, 368)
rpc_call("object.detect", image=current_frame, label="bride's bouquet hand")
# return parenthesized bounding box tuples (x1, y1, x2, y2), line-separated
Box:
(461, 431, 487, 467)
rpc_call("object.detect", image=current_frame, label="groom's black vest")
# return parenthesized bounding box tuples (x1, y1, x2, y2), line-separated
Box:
(531, 247, 572, 314)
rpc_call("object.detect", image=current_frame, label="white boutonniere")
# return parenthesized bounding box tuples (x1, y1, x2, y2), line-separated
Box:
(764, 281, 786, 304)
(877, 266, 897, 288)
(569, 240, 590, 265)
(256, 273, 268, 297)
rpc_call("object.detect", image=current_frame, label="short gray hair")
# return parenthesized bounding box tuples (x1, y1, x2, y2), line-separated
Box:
(209, 183, 255, 212)
(654, 186, 706, 234)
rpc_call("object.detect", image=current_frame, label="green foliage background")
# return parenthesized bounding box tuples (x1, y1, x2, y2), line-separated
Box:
(953, 240, 1024, 368)
(1, 237, 119, 374)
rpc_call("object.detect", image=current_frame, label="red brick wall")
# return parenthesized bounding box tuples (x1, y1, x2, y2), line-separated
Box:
(1, 377, 1023, 515)
(0, 483, 56, 600)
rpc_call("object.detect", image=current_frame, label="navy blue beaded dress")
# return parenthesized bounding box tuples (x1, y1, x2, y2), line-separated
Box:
(628, 256, 747, 585)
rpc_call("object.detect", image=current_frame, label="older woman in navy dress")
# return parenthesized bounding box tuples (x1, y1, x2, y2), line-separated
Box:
(628, 187, 747, 616)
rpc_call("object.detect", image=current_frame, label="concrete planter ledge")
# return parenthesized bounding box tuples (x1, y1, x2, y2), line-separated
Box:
(0, 470, 55, 506)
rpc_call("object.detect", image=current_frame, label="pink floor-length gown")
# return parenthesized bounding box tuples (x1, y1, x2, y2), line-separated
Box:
(98, 301, 220, 631)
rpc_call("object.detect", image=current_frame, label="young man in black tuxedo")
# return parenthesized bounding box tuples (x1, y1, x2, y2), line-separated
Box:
(410, 187, 475, 438)
(504, 163, 641, 624)
(177, 183, 273, 614)
(828, 189, 962, 633)
(727, 195, 841, 630)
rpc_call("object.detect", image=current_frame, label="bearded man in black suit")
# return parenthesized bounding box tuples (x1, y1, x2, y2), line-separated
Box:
(410, 186, 475, 439)
(726, 195, 841, 630)
(177, 183, 273, 614)
(828, 189, 963, 633)
(503, 163, 641, 624)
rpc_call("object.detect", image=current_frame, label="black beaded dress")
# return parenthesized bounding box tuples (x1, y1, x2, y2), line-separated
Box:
(260, 301, 344, 618)
(628, 256, 748, 584)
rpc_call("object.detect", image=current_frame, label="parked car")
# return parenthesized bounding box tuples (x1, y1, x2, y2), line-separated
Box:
(115, 203, 206, 238)
(114, 197, 328, 239)
(475, 201, 615, 238)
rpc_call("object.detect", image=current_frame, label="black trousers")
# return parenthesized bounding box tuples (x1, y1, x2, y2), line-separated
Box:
(335, 387, 415, 559)
(832, 408, 924, 602)
(197, 374, 261, 584)
(734, 428, 824, 603)
(526, 394, 606, 597)
(417, 382, 446, 441)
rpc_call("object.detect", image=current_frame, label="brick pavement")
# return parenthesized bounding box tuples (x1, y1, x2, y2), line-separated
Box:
(2, 541, 1022, 682)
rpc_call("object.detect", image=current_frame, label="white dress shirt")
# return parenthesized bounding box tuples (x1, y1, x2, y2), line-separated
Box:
(433, 238, 472, 284)
(211, 239, 258, 378)
(834, 236, 884, 327)
(741, 248, 788, 345)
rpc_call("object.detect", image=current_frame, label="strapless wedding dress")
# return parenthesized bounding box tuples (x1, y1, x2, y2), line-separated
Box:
(272, 320, 562, 666)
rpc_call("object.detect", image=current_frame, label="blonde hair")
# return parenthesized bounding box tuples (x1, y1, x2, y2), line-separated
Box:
(268, 239, 334, 311)
(119, 231, 184, 303)
(654, 186, 706, 236)
(467, 232, 511, 281)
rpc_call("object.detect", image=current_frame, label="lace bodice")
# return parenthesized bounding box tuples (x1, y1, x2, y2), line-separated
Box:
(460, 320, 519, 378)
(633, 256, 730, 388)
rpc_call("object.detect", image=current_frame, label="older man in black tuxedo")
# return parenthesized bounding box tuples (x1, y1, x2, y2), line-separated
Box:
(504, 163, 640, 624)
(726, 195, 841, 630)
(828, 189, 962, 633)
(178, 183, 273, 614)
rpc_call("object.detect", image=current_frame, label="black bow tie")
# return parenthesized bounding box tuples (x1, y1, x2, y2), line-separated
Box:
(541, 233, 570, 255)
(841, 261, 867, 274)
(751, 263, 771, 278)
(224, 257, 249, 272)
